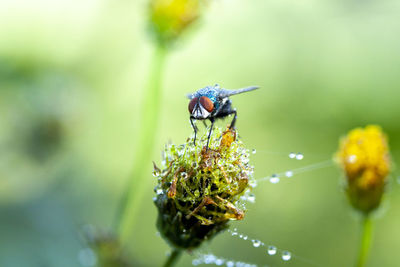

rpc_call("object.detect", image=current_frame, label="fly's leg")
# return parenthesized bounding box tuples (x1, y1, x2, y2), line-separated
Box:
(190, 117, 198, 146)
(206, 118, 215, 151)
(228, 109, 237, 129)
(214, 100, 237, 129)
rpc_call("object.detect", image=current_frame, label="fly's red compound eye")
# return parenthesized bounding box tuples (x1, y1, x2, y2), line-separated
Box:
(188, 97, 198, 114)
(199, 96, 214, 113)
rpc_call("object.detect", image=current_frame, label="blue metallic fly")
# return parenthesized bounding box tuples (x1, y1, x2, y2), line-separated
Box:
(187, 84, 259, 149)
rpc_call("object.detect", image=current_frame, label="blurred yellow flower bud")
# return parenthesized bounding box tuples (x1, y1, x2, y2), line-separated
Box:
(336, 125, 391, 214)
(149, 0, 206, 45)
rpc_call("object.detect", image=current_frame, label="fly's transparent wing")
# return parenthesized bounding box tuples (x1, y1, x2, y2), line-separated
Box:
(218, 86, 259, 98)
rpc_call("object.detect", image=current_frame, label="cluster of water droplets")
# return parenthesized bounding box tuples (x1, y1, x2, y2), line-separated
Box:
(253, 152, 333, 185)
(288, 152, 304, 160)
(264, 170, 294, 184)
(249, 151, 304, 184)
(228, 228, 292, 262)
(192, 253, 257, 267)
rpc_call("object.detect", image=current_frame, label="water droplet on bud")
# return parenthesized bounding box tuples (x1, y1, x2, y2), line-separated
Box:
(156, 188, 163, 195)
(289, 152, 296, 159)
(249, 180, 257, 188)
(295, 153, 304, 160)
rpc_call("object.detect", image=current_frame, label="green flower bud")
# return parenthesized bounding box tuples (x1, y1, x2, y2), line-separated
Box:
(153, 127, 255, 250)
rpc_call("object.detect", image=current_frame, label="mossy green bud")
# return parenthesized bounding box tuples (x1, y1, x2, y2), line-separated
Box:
(153, 127, 255, 249)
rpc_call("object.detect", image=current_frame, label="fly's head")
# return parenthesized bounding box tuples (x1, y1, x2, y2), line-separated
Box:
(188, 95, 215, 120)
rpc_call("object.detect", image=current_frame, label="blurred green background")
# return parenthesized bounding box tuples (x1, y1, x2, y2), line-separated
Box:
(1, 0, 400, 266)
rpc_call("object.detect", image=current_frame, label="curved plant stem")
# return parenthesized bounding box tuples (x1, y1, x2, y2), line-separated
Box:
(163, 249, 182, 267)
(114, 43, 168, 243)
(356, 215, 373, 267)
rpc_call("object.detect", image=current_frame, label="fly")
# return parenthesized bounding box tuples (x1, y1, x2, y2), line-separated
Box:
(187, 84, 259, 149)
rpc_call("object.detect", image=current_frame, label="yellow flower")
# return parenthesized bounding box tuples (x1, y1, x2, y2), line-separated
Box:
(149, 0, 206, 45)
(336, 125, 391, 214)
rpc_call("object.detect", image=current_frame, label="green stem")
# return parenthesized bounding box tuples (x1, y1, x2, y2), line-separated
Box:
(356, 215, 374, 267)
(163, 249, 182, 267)
(114, 43, 168, 243)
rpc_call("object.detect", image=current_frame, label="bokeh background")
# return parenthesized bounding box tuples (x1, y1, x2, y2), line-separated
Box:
(1, 0, 400, 266)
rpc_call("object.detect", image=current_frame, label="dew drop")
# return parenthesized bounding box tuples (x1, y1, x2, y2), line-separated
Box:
(181, 172, 188, 179)
(295, 153, 304, 160)
(249, 180, 258, 188)
(252, 239, 262, 248)
(231, 228, 238, 236)
(247, 193, 256, 203)
(226, 261, 234, 267)
(243, 235, 248, 240)
(239, 234, 243, 238)
(252, 149, 257, 154)
(204, 254, 216, 264)
(192, 259, 201, 266)
(289, 152, 296, 159)
(269, 174, 280, 184)
(285, 171, 293, 178)
(267, 245, 277, 255)
(215, 258, 225, 266)
(156, 188, 163, 195)
(281, 251, 292, 261)
(347, 155, 357, 163)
